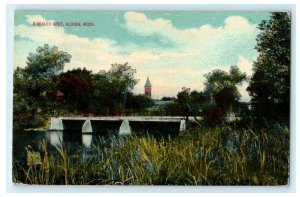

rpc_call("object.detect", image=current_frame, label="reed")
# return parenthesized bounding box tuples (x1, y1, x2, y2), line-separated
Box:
(12, 122, 289, 185)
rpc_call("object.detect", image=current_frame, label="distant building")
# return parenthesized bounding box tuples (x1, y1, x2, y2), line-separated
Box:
(148, 100, 174, 111)
(144, 77, 152, 97)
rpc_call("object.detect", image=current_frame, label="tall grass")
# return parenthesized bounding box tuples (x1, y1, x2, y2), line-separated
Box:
(12, 123, 289, 185)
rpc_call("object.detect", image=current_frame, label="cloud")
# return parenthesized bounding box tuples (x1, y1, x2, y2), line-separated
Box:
(236, 55, 254, 102)
(124, 12, 259, 66)
(236, 55, 254, 76)
(224, 16, 254, 32)
(14, 14, 258, 100)
(14, 15, 122, 71)
(122, 12, 258, 99)
(26, 14, 54, 24)
(124, 12, 174, 38)
(124, 12, 257, 46)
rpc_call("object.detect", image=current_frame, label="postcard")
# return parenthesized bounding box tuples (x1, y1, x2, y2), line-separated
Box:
(12, 10, 290, 185)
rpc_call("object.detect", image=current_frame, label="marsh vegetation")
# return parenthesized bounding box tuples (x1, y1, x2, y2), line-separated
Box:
(13, 120, 289, 185)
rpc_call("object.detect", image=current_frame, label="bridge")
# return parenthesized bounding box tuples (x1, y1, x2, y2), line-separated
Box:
(50, 116, 187, 135)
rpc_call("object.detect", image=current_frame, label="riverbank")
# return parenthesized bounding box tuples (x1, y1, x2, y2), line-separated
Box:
(13, 122, 289, 185)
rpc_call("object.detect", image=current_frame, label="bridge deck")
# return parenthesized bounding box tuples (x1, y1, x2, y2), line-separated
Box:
(50, 116, 191, 131)
(56, 116, 186, 122)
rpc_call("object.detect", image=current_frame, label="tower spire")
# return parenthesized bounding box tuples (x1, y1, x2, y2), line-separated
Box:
(144, 77, 152, 97)
(145, 76, 152, 87)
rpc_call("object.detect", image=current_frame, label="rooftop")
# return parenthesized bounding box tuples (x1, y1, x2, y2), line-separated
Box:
(144, 77, 152, 87)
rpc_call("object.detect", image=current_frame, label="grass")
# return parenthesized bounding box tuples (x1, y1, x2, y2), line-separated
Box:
(12, 122, 289, 185)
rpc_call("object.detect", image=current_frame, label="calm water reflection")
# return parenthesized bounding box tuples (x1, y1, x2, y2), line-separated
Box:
(13, 122, 180, 167)
(13, 130, 110, 167)
(48, 131, 63, 147)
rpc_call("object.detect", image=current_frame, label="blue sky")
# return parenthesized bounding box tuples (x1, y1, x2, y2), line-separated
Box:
(14, 11, 270, 100)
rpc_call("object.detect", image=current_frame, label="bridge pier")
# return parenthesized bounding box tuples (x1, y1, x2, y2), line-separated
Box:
(180, 119, 186, 131)
(50, 117, 63, 130)
(50, 116, 186, 134)
(82, 119, 93, 133)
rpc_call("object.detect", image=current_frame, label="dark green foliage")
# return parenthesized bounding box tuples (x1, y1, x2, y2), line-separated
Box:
(203, 66, 246, 106)
(202, 105, 223, 126)
(214, 86, 238, 113)
(14, 58, 150, 127)
(161, 97, 175, 101)
(26, 44, 71, 78)
(125, 93, 154, 114)
(54, 62, 144, 116)
(151, 88, 206, 117)
(190, 90, 206, 106)
(13, 45, 71, 130)
(89, 63, 141, 115)
(57, 68, 93, 114)
(13, 47, 148, 128)
(202, 66, 246, 125)
(154, 102, 178, 116)
(247, 13, 290, 120)
(175, 87, 191, 116)
(152, 88, 202, 116)
(89, 71, 115, 115)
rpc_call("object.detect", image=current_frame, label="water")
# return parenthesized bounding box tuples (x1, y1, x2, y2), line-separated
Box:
(13, 121, 180, 167)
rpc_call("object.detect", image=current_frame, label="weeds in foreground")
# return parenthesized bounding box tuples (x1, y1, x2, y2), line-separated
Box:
(13, 123, 289, 185)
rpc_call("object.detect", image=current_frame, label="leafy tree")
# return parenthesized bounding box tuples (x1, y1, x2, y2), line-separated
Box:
(203, 66, 246, 125)
(152, 88, 206, 117)
(26, 44, 71, 78)
(247, 13, 290, 120)
(13, 44, 71, 129)
(108, 62, 138, 91)
(214, 86, 239, 109)
(90, 71, 113, 115)
(107, 63, 139, 114)
(90, 63, 139, 115)
(190, 90, 206, 109)
(176, 87, 191, 116)
(204, 66, 246, 107)
(57, 68, 93, 114)
(161, 97, 175, 101)
(125, 93, 154, 114)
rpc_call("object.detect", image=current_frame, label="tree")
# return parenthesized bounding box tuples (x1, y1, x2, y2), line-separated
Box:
(190, 90, 206, 108)
(125, 93, 154, 114)
(13, 44, 72, 129)
(107, 63, 139, 114)
(204, 66, 246, 108)
(176, 87, 191, 116)
(90, 63, 139, 115)
(26, 44, 71, 78)
(203, 66, 246, 125)
(247, 13, 290, 120)
(161, 96, 175, 101)
(90, 71, 113, 115)
(57, 68, 93, 114)
(108, 62, 138, 91)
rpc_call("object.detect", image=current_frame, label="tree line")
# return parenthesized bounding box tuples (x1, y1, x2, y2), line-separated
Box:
(13, 47, 153, 130)
(164, 13, 290, 126)
(13, 13, 290, 130)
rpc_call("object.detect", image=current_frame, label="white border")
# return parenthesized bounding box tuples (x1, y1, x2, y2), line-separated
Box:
(3, 2, 298, 194)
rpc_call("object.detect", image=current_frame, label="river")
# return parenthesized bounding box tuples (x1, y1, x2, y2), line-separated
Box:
(13, 121, 180, 167)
